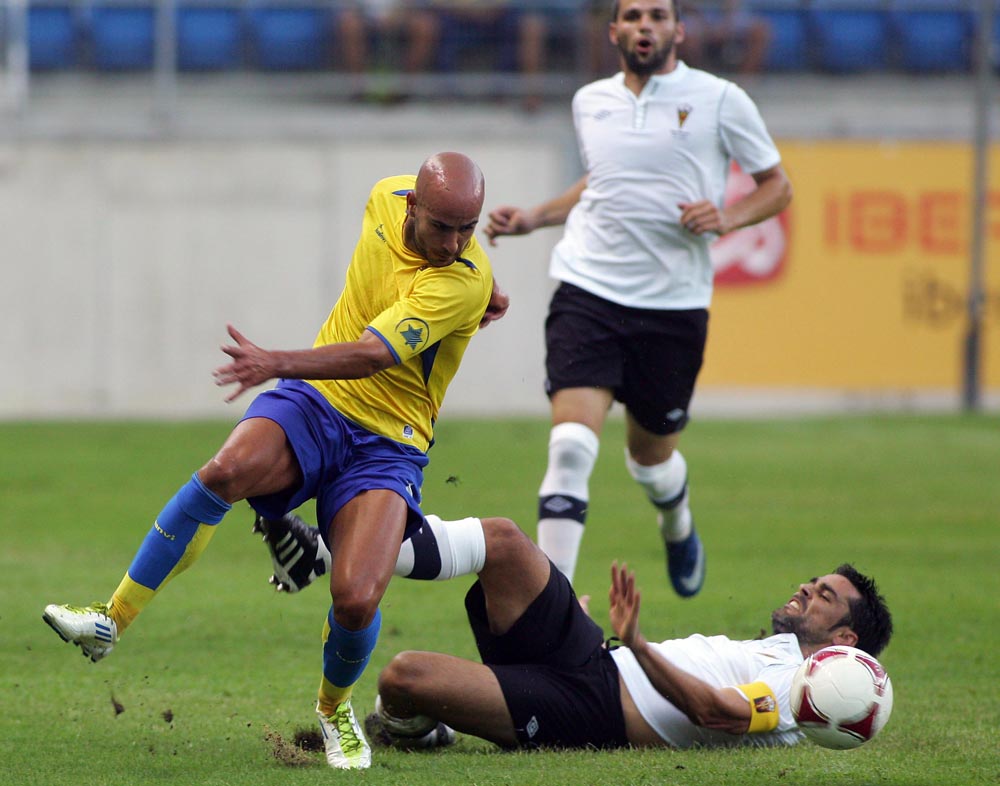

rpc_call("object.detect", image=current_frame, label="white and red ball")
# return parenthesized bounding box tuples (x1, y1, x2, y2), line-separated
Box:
(790, 645, 893, 750)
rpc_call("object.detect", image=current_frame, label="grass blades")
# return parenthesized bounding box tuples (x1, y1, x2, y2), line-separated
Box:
(2, 414, 998, 785)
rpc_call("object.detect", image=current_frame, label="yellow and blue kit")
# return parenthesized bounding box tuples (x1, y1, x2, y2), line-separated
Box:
(108, 175, 493, 702)
(310, 174, 493, 453)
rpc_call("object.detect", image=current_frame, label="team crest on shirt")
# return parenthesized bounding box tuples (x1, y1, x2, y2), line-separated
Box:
(396, 317, 430, 352)
(677, 104, 692, 127)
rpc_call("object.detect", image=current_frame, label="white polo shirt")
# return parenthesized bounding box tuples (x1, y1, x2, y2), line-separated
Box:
(611, 632, 806, 749)
(551, 62, 782, 311)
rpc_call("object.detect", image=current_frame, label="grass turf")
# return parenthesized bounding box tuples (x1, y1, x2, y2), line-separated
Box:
(2, 414, 998, 785)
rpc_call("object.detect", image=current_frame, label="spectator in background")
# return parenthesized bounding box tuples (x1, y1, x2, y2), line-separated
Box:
(337, 1, 438, 101)
(422, 0, 548, 110)
(678, 0, 771, 75)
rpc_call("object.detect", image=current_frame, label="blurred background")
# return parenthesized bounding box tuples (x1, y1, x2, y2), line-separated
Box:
(1, 0, 997, 419)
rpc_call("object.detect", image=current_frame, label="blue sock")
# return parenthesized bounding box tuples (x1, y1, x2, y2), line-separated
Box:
(322, 607, 382, 688)
(127, 473, 231, 590)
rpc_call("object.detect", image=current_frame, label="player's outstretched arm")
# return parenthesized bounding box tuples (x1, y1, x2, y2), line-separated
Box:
(213, 325, 394, 402)
(609, 561, 752, 735)
(484, 176, 588, 246)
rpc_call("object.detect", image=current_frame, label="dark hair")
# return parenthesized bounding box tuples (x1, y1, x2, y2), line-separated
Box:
(610, 0, 680, 22)
(834, 563, 893, 657)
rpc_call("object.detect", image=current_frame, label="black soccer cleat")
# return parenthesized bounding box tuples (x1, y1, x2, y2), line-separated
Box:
(251, 512, 330, 593)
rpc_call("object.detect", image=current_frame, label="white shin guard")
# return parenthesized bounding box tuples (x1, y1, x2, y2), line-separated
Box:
(395, 515, 487, 581)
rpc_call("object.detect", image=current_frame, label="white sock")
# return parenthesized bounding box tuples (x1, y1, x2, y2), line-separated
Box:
(537, 422, 600, 582)
(625, 449, 692, 543)
(537, 520, 585, 583)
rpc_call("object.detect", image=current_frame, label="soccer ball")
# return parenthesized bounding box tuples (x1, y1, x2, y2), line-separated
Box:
(790, 645, 893, 750)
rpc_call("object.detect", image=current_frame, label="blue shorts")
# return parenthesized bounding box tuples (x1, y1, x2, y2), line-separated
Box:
(240, 379, 429, 542)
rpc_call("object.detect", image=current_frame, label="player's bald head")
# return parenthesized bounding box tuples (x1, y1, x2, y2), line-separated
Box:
(414, 152, 485, 216)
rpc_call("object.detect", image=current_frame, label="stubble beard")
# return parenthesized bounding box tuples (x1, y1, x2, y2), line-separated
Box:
(771, 610, 828, 649)
(621, 40, 674, 76)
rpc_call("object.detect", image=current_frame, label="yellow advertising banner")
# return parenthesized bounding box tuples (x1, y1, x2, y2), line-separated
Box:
(701, 141, 1000, 390)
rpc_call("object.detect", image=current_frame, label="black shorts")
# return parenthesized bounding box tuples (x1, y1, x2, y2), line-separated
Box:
(464, 562, 629, 749)
(544, 282, 709, 435)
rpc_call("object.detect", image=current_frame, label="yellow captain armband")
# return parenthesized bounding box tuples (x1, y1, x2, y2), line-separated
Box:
(738, 682, 780, 733)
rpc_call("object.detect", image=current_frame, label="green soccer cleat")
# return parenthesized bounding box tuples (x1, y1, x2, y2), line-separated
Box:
(42, 602, 118, 662)
(316, 700, 371, 769)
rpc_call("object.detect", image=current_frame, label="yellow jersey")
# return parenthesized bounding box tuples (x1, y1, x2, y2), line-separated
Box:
(306, 175, 493, 453)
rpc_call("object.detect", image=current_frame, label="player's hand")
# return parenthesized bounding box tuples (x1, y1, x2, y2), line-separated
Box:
(484, 205, 535, 246)
(213, 324, 276, 402)
(480, 279, 510, 328)
(609, 560, 642, 649)
(678, 199, 730, 236)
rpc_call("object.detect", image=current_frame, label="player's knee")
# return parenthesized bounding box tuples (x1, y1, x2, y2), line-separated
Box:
(197, 454, 245, 501)
(549, 423, 599, 475)
(379, 651, 431, 700)
(329, 585, 382, 629)
(481, 517, 536, 567)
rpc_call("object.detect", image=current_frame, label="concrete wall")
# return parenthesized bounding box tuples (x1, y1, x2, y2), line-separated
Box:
(0, 137, 574, 419)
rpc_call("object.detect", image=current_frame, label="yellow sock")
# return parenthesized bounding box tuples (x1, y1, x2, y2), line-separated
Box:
(318, 677, 352, 717)
(317, 615, 354, 716)
(107, 523, 217, 635)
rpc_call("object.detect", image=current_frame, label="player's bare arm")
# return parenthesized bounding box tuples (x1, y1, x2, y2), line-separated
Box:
(484, 176, 588, 246)
(214, 325, 395, 402)
(609, 561, 752, 734)
(679, 164, 792, 236)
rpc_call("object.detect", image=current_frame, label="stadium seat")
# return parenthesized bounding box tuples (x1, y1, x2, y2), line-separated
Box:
(890, 0, 971, 72)
(89, 3, 156, 70)
(177, 4, 243, 70)
(246, 4, 331, 70)
(748, 0, 810, 71)
(27, 4, 77, 70)
(808, 1, 891, 73)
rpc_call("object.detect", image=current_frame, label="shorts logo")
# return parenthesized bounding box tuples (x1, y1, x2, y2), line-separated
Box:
(525, 716, 539, 739)
(666, 408, 685, 422)
(396, 318, 430, 352)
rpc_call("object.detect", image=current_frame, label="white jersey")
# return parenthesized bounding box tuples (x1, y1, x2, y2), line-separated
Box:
(551, 62, 781, 310)
(611, 632, 805, 748)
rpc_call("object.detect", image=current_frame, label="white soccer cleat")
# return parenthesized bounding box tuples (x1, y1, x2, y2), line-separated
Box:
(316, 700, 371, 769)
(364, 694, 456, 750)
(42, 602, 118, 662)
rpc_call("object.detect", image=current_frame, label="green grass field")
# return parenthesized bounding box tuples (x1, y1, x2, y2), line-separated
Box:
(2, 414, 998, 785)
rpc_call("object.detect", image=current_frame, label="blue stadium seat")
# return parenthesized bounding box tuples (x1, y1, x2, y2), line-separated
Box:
(755, 7, 810, 70)
(177, 4, 243, 70)
(808, 1, 891, 72)
(246, 4, 331, 70)
(28, 4, 77, 70)
(891, 0, 971, 72)
(89, 3, 156, 70)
